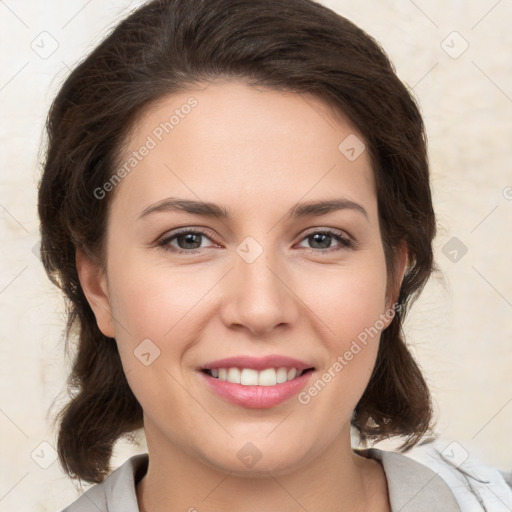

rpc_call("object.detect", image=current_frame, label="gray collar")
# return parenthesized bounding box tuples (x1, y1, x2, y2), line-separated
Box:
(355, 447, 461, 511)
(70, 449, 461, 512)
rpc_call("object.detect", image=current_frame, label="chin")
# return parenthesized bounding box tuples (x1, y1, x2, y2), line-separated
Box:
(199, 437, 315, 477)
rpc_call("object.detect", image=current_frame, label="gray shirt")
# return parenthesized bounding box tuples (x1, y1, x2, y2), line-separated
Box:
(60, 447, 512, 511)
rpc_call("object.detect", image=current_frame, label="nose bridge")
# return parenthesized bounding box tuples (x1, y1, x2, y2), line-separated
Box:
(223, 234, 298, 335)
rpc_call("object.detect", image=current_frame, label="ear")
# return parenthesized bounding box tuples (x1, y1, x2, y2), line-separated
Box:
(75, 248, 116, 338)
(384, 240, 409, 314)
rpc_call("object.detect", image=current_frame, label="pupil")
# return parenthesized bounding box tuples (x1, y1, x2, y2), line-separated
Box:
(179, 233, 201, 249)
(310, 233, 330, 249)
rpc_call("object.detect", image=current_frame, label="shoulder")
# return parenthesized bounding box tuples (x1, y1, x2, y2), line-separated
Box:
(60, 453, 149, 512)
(357, 439, 512, 512)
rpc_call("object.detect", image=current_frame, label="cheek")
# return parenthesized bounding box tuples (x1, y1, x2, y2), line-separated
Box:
(108, 255, 212, 340)
(105, 259, 199, 419)
(297, 255, 388, 401)
(295, 267, 388, 424)
(300, 259, 388, 343)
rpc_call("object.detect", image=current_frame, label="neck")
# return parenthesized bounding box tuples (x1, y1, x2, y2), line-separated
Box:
(136, 423, 389, 512)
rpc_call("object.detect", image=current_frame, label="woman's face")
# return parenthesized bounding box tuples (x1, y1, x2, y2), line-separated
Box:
(80, 80, 402, 475)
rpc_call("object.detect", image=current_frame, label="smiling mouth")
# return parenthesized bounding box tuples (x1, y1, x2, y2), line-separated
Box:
(201, 367, 315, 386)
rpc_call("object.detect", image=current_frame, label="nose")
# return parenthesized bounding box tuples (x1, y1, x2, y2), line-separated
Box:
(220, 243, 300, 337)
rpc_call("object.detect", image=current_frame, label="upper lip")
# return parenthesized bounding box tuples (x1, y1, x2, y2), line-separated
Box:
(200, 355, 315, 371)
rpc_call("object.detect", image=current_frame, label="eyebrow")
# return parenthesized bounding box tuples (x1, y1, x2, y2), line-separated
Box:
(138, 197, 369, 221)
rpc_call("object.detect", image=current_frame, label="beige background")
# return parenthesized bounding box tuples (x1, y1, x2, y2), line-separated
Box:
(0, 0, 511, 510)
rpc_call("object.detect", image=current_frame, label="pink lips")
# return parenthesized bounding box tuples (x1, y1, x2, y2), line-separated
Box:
(199, 355, 315, 409)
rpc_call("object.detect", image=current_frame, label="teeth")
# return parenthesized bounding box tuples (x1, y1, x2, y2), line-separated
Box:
(241, 368, 258, 385)
(258, 368, 276, 386)
(276, 367, 288, 383)
(228, 368, 241, 383)
(209, 367, 305, 386)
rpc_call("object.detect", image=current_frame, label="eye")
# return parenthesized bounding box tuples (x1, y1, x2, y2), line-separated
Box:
(156, 227, 355, 255)
(297, 229, 354, 252)
(157, 228, 217, 254)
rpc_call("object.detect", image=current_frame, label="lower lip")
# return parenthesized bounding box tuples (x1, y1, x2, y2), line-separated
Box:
(199, 370, 313, 409)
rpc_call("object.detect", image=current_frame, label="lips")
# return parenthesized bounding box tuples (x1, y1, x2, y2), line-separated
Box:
(198, 355, 315, 408)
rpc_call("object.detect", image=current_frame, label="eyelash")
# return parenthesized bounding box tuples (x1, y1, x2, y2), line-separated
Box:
(156, 227, 355, 255)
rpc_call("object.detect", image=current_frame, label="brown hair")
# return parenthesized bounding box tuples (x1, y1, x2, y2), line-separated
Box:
(38, 0, 437, 484)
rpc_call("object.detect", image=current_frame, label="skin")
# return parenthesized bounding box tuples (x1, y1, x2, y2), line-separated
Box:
(77, 79, 407, 512)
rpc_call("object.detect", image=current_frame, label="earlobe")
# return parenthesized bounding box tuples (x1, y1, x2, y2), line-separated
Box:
(75, 248, 116, 338)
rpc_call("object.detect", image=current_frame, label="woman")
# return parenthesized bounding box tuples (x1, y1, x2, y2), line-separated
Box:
(38, 0, 511, 510)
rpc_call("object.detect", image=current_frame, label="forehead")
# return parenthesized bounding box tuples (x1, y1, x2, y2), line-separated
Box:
(111, 80, 376, 222)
